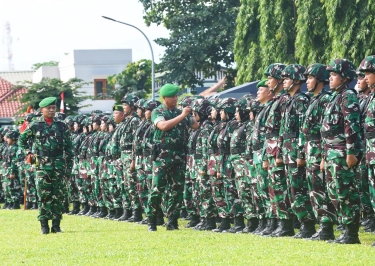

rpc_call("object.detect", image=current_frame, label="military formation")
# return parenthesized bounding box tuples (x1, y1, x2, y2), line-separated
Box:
(2, 56, 375, 246)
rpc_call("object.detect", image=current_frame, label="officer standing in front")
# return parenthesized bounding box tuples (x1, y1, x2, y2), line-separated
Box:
(19, 97, 73, 234)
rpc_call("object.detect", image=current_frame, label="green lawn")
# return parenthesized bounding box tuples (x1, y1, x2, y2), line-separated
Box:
(1, 208, 374, 265)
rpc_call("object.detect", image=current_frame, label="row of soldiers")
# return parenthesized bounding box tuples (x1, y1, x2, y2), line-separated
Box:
(2, 56, 375, 245)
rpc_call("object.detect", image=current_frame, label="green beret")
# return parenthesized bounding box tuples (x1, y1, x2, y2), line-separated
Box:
(159, 84, 179, 97)
(39, 97, 57, 108)
(257, 79, 268, 88)
(112, 105, 124, 112)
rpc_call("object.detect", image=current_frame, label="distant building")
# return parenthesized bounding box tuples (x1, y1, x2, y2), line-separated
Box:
(33, 49, 132, 113)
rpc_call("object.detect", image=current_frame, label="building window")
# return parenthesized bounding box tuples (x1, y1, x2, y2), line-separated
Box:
(94, 79, 114, 100)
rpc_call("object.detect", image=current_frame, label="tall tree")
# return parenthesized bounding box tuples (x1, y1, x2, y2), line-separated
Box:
(139, 0, 240, 89)
(13, 78, 91, 115)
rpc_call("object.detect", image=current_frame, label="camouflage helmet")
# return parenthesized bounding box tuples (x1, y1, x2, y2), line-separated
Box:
(281, 64, 306, 81)
(92, 113, 104, 124)
(304, 63, 330, 82)
(358, 55, 375, 73)
(264, 63, 286, 79)
(192, 99, 211, 117)
(143, 99, 161, 111)
(4, 130, 20, 140)
(75, 114, 86, 126)
(217, 97, 237, 113)
(235, 94, 254, 111)
(64, 116, 75, 126)
(179, 96, 193, 108)
(326, 58, 356, 81)
(121, 94, 140, 106)
(135, 99, 147, 110)
(356, 67, 365, 78)
(35, 108, 42, 117)
(90, 110, 103, 115)
(208, 97, 221, 109)
(56, 112, 67, 120)
(247, 99, 263, 114)
(25, 113, 36, 122)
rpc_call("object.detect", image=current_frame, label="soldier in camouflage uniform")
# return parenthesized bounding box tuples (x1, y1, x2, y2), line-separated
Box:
(19, 97, 73, 234)
(299, 64, 336, 241)
(3, 130, 21, 209)
(321, 59, 362, 244)
(277, 64, 313, 238)
(262, 63, 291, 236)
(359, 56, 375, 246)
(211, 97, 239, 233)
(0, 128, 6, 206)
(250, 80, 276, 234)
(354, 64, 375, 232)
(146, 84, 199, 231)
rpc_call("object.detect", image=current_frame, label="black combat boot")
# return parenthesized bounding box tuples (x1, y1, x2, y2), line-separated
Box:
(95, 207, 108, 218)
(212, 217, 231, 233)
(166, 216, 179, 230)
(240, 218, 259, 234)
(51, 219, 62, 233)
(85, 206, 97, 216)
(223, 215, 245, 233)
(293, 216, 301, 229)
(63, 200, 70, 214)
(293, 220, 316, 239)
(127, 209, 143, 222)
(309, 222, 335, 241)
(185, 215, 200, 228)
(201, 217, 217, 231)
(148, 216, 157, 232)
(137, 217, 148, 225)
(77, 202, 89, 215)
(364, 217, 375, 232)
(105, 209, 116, 219)
(271, 219, 294, 237)
(252, 218, 267, 234)
(156, 210, 165, 226)
(337, 223, 360, 244)
(31, 202, 38, 210)
(194, 218, 207, 230)
(259, 218, 278, 236)
(26, 201, 33, 210)
(116, 209, 131, 221)
(327, 224, 347, 243)
(68, 202, 80, 215)
(11, 201, 20, 209)
(40, 220, 50, 234)
(180, 208, 188, 219)
(2, 202, 9, 209)
(360, 212, 369, 226)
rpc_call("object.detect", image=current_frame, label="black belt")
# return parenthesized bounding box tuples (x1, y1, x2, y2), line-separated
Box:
(144, 150, 152, 156)
(321, 128, 343, 138)
(218, 148, 230, 154)
(282, 132, 297, 140)
(207, 148, 218, 155)
(252, 142, 264, 151)
(230, 147, 246, 155)
(194, 154, 203, 159)
(364, 131, 375, 140)
(158, 144, 184, 151)
(36, 150, 63, 157)
(265, 131, 279, 139)
(121, 145, 132, 151)
(305, 134, 321, 141)
(188, 148, 196, 154)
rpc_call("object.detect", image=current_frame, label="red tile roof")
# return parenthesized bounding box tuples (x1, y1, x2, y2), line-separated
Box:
(0, 77, 27, 117)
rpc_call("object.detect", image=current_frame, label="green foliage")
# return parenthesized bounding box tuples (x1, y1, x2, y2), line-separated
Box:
(139, 0, 240, 89)
(12, 78, 92, 115)
(108, 59, 153, 104)
(1, 210, 375, 265)
(31, 61, 59, 70)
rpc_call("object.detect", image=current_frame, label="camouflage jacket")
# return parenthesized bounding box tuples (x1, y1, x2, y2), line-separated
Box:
(193, 120, 213, 173)
(3, 143, 19, 175)
(120, 113, 140, 160)
(18, 116, 73, 170)
(363, 92, 375, 164)
(217, 119, 238, 176)
(231, 119, 250, 156)
(86, 131, 99, 157)
(106, 119, 126, 160)
(264, 90, 290, 159)
(299, 90, 331, 163)
(278, 90, 310, 164)
(133, 119, 151, 157)
(321, 86, 362, 160)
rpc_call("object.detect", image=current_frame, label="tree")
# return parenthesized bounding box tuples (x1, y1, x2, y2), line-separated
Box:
(107, 59, 153, 104)
(139, 0, 240, 89)
(31, 61, 59, 71)
(13, 78, 92, 115)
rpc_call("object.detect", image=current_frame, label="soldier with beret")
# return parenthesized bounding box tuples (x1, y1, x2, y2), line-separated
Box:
(146, 84, 199, 231)
(18, 97, 73, 234)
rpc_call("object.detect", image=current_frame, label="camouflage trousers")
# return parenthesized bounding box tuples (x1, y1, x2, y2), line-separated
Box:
(68, 173, 79, 202)
(356, 158, 374, 217)
(122, 153, 140, 211)
(88, 157, 100, 207)
(306, 161, 337, 223)
(325, 157, 360, 225)
(197, 174, 217, 218)
(146, 152, 185, 220)
(366, 165, 375, 217)
(268, 157, 292, 219)
(111, 159, 123, 209)
(35, 168, 65, 221)
(2, 175, 21, 203)
(184, 175, 200, 218)
(254, 163, 274, 219)
(25, 167, 37, 203)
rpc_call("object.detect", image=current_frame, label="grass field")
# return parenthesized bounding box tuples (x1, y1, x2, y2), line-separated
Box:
(1, 207, 374, 265)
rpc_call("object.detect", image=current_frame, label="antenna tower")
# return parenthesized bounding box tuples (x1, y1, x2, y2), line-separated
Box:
(4, 22, 14, 71)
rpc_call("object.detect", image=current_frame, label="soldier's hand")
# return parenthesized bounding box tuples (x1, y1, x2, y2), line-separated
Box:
(297, 159, 306, 168)
(10, 174, 15, 179)
(200, 171, 206, 176)
(217, 173, 221, 179)
(347, 154, 358, 168)
(320, 160, 325, 171)
(130, 160, 135, 171)
(262, 160, 269, 170)
(276, 158, 283, 166)
(26, 154, 35, 164)
(182, 107, 192, 117)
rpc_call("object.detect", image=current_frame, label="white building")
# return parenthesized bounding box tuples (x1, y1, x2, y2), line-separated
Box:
(33, 49, 132, 113)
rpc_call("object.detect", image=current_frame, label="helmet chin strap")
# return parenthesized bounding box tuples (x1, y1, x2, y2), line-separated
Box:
(270, 79, 283, 92)
(285, 81, 295, 92)
(309, 79, 321, 93)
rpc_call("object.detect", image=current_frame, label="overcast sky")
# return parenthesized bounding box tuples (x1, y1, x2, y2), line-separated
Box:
(0, 0, 170, 71)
